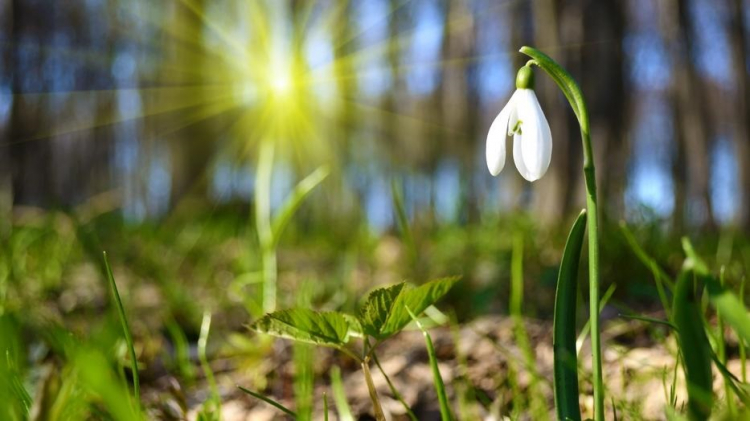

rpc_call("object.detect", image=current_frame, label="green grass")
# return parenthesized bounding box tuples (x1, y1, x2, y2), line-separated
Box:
(3, 205, 750, 419)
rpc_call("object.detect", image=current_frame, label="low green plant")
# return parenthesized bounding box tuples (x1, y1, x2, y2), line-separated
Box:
(249, 277, 459, 420)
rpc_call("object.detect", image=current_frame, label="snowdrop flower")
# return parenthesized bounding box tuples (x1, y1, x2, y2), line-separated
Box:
(486, 65, 552, 182)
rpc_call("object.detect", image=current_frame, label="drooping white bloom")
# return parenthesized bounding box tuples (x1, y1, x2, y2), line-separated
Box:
(486, 68, 552, 182)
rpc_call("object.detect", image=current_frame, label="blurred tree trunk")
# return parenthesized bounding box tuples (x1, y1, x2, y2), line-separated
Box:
(330, 0, 360, 228)
(556, 0, 586, 215)
(441, 0, 479, 223)
(50, 1, 114, 206)
(9, 0, 54, 206)
(530, 0, 568, 222)
(581, 0, 628, 222)
(384, 0, 403, 167)
(166, 0, 214, 209)
(660, 0, 687, 231)
(427, 1, 450, 225)
(728, 0, 750, 230)
(664, 0, 716, 231)
(0, 0, 12, 218)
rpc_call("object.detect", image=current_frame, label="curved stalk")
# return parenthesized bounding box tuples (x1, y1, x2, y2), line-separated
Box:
(362, 358, 386, 421)
(520, 46, 604, 421)
(255, 139, 277, 314)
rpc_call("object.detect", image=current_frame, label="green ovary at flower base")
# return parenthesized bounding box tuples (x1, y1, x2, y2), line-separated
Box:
(485, 47, 604, 421)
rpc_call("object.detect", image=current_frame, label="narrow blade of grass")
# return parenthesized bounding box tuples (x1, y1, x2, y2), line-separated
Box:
(199, 312, 221, 415)
(618, 314, 677, 330)
(576, 284, 616, 356)
(553, 210, 586, 421)
(330, 366, 354, 421)
(390, 178, 417, 264)
(620, 222, 673, 314)
(673, 269, 713, 420)
(271, 165, 330, 247)
(372, 353, 418, 421)
(238, 385, 297, 417)
(704, 276, 750, 348)
(511, 232, 548, 420)
(405, 306, 453, 421)
(102, 251, 139, 411)
(323, 392, 329, 421)
(710, 352, 750, 406)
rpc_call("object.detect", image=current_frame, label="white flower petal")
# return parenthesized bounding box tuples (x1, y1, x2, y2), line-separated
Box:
(513, 131, 532, 180)
(515, 90, 552, 181)
(485, 94, 515, 176)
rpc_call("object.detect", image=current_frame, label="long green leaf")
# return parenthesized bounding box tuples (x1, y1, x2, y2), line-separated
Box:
(673, 269, 713, 420)
(330, 366, 354, 421)
(251, 309, 357, 347)
(553, 210, 586, 421)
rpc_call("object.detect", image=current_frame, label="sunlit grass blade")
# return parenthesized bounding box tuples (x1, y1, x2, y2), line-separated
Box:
(672, 269, 712, 420)
(324, 392, 329, 421)
(271, 165, 330, 246)
(198, 312, 221, 416)
(330, 366, 354, 421)
(294, 342, 314, 421)
(102, 251, 140, 411)
(406, 306, 453, 421)
(553, 210, 586, 421)
(238, 385, 297, 417)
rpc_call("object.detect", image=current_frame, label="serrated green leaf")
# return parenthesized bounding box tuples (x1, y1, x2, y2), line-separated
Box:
(379, 277, 459, 338)
(251, 309, 355, 347)
(359, 283, 406, 337)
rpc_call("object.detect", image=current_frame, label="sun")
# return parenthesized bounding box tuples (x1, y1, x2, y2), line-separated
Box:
(270, 73, 292, 96)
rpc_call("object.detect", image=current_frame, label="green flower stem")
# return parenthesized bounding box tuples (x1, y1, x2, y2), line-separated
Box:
(520, 46, 604, 421)
(255, 139, 277, 314)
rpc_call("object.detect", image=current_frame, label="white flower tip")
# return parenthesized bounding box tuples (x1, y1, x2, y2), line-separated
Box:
(487, 160, 503, 176)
